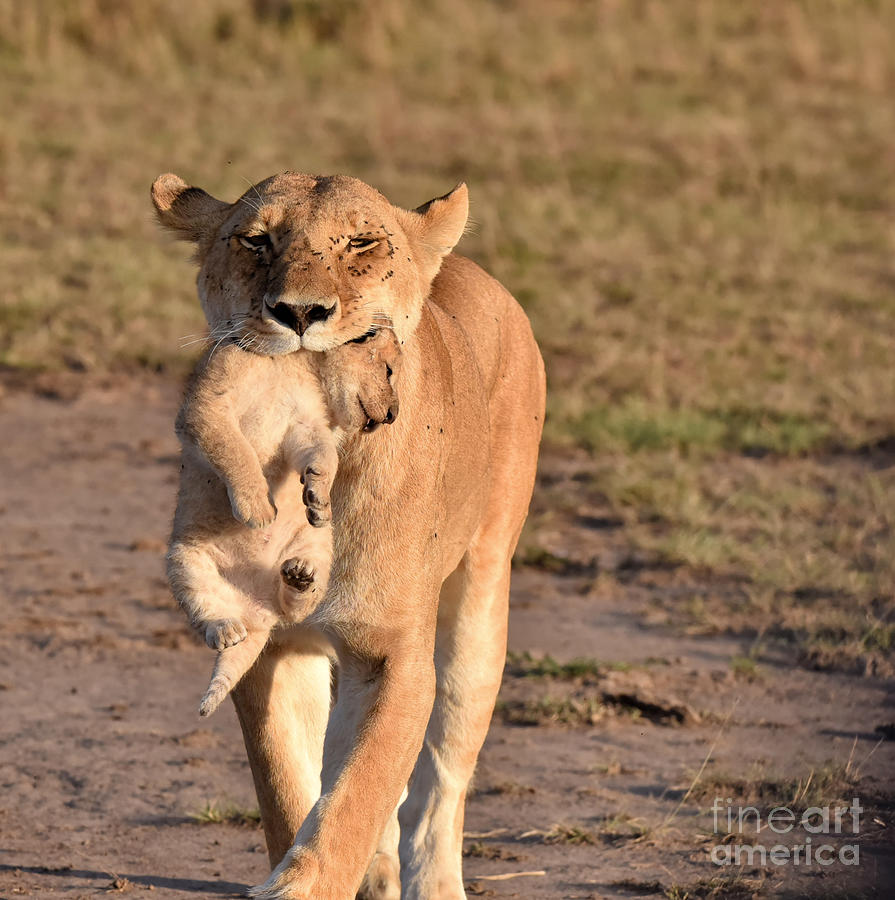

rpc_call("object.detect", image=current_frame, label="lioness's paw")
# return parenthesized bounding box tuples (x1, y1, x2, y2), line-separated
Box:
(301, 468, 331, 527)
(205, 618, 247, 650)
(229, 486, 277, 529)
(281, 557, 315, 593)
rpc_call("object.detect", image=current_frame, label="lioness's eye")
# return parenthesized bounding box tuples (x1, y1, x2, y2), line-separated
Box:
(238, 233, 271, 252)
(348, 237, 380, 252)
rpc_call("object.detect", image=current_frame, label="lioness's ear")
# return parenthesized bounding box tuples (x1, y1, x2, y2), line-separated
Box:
(151, 173, 229, 243)
(401, 183, 469, 281)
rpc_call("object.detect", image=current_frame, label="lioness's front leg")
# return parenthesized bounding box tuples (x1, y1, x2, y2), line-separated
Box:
(250, 625, 437, 900)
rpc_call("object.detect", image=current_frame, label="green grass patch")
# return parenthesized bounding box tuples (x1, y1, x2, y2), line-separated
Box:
(565, 402, 831, 456)
(729, 655, 761, 682)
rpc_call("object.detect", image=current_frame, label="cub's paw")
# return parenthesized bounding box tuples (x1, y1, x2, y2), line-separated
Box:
(301, 467, 331, 528)
(281, 557, 315, 593)
(228, 486, 277, 529)
(205, 618, 247, 650)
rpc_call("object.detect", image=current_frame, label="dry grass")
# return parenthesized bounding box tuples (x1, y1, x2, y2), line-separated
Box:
(496, 696, 606, 727)
(188, 799, 261, 826)
(663, 874, 766, 900)
(595, 454, 895, 674)
(611, 875, 765, 900)
(688, 760, 860, 812)
(522, 444, 895, 673)
(505, 650, 630, 680)
(523, 822, 598, 846)
(1, 2, 893, 671)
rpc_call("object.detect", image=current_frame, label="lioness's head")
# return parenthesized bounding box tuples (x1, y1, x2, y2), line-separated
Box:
(151, 172, 468, 353)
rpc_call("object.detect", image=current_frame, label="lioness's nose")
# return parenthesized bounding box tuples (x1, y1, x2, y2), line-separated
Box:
(267, 299, 336, 335)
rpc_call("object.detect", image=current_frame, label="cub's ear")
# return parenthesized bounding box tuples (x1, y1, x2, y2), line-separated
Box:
(401, 183, 469, 282)
(150, 173, 229, 243)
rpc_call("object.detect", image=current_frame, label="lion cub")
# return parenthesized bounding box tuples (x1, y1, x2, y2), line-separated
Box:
(167, 329, 400, 716)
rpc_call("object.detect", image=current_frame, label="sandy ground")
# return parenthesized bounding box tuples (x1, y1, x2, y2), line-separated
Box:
(1, 376, 893, 899)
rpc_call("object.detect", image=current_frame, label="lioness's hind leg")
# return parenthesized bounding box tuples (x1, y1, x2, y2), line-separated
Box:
(356, 852, 400, 900)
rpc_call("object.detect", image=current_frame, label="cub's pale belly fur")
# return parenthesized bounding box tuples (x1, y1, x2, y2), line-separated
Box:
(189, 458, 310, 607)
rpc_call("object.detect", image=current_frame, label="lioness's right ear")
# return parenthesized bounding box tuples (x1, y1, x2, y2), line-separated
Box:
(151, 173, 229, 243)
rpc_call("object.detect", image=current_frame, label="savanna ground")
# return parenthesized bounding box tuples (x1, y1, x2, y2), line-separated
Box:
(1, 2, 894, 897)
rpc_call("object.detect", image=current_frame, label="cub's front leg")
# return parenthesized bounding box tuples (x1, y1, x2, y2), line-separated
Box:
(226, 480, 277, 531)
(177, 390, 276, 529)
(289, 429, 339, 528)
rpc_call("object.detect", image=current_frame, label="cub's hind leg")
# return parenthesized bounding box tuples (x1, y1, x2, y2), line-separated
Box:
(167, 541, 261, 648)
(199, 628, 270, 717)
(278, 522, 333, 622)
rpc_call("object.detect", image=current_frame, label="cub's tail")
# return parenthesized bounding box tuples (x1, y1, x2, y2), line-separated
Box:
(199, 629, 270, 717)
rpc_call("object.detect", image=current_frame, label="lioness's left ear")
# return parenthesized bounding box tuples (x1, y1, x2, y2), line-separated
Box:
(400, 183, 469, 281)
(151, 173, 230, 243)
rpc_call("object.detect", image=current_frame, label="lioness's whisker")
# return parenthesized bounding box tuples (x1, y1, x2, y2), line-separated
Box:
(207, 325, 242, 359)
(180, 333, 214, 347)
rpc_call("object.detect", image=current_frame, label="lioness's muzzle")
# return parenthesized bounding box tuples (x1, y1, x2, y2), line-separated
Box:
(266, 299, 336, 335)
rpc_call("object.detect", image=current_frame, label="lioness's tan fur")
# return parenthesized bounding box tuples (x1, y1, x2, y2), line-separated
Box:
(152, 171, 545, 900)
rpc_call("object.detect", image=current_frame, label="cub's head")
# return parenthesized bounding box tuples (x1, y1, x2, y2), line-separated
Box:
(151, 172, 468, 353)
(318, 326, 403, 433)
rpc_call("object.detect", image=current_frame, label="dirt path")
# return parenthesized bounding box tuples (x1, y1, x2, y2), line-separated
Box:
(1, 377, 893, 899)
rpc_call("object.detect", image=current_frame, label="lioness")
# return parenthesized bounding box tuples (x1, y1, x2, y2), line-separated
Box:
(152, 171, 545, 900)
(168, 330, 401, 717)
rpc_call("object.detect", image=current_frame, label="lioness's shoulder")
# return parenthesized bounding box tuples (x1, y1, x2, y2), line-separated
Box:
(430, 255, 512, 314)
(428, 255, 533, 391)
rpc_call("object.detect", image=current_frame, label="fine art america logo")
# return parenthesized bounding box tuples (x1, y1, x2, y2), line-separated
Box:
(711, 798, 862, 867)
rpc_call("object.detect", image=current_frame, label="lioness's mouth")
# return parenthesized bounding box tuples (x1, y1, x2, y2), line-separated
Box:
(235, 326, 301, 357)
